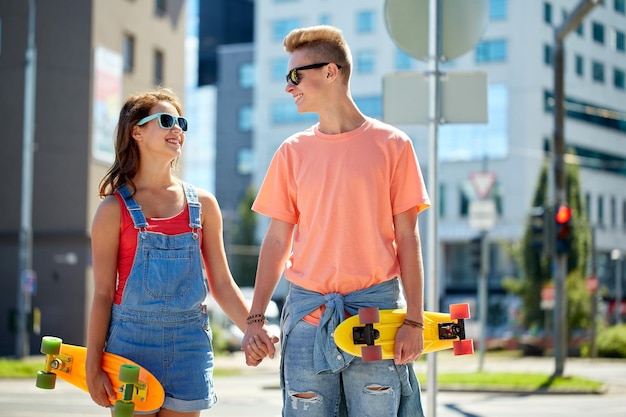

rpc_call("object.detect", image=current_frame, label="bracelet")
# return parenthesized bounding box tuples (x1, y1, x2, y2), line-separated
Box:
(402, 318, 424, 329)
(246, 314, 266, 325)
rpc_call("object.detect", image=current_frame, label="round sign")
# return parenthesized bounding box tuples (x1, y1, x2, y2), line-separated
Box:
(385, 0, 490, 62)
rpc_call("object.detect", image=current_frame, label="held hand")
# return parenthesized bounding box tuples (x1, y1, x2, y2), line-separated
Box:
(393, 324, 424, 365)
(242, 324, 279, 366)
(86, 368, 116, 408)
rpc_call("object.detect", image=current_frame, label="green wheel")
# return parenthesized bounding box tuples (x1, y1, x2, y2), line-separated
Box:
(113, 400, 135, 417)
(35, 370, 57, 389)
(119, 364, 140, 384)
(40, 336, 62, 355)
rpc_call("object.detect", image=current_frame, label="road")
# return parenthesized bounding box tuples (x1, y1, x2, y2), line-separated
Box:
(2, 353, 624, 417)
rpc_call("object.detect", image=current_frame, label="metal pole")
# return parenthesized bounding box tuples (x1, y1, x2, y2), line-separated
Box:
(551, 0, 600, 378)
(612, 250, 623, 325)
(478, 231, 488, 372)
(426, 1, 440, 416)
(589, 226, 597, 358)
(16, 0, 37, 359)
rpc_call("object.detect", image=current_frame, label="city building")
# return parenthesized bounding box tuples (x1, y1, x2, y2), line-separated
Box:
(0, 0, 186, 356)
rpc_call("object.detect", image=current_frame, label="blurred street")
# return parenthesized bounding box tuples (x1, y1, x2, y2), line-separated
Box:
(2, 352, 624, 417)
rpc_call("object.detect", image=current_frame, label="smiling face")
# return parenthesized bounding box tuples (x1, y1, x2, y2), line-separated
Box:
(284, 49, 339, 114)
(133, 100, 185, 162)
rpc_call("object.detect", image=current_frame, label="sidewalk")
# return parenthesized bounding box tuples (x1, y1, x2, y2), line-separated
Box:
(215, 350, 626, 394)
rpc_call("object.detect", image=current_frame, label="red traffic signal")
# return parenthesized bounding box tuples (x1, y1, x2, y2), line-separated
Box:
(555, 205, 571, 224)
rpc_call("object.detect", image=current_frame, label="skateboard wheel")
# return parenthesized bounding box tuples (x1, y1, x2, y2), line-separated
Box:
(453, 339, 474, 356)
(35, 370, 57, 389)
(40, 336, 62, 355)
(358, 307, 380, 324)
(449, 303, 471, 320)
(114, 400, 135, 417)
(119, 364, 140, 384)
(361, 345, 382, 362)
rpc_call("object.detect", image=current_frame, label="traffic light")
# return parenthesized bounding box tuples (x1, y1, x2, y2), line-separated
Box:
(469, 235, 482, 272)
(555, 205, 572, 254)
(529, 206, 545, 251)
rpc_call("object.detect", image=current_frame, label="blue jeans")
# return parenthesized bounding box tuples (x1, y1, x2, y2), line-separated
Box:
(283, 319, 401, 417)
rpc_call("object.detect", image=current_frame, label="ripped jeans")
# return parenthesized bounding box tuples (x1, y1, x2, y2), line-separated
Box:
(282, 319, 401, 417)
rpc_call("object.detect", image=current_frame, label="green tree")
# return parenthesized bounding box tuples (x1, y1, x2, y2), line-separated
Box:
(503, 158, 591, 335)
(228, 187, 259, 288)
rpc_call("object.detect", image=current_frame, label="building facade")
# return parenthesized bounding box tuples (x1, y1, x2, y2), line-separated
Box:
(0, 0, 186, 356)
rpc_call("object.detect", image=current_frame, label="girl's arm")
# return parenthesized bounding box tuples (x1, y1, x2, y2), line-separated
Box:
(86, 196, 120, 407)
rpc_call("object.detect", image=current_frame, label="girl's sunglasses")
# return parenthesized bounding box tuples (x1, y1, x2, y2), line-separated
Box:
(137, 113, 188, 132)
(285, 62, 342, 85)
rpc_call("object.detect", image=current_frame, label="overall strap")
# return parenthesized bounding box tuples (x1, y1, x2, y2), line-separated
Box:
(117, 184, 149, 229)
(183, 182, 202, 230)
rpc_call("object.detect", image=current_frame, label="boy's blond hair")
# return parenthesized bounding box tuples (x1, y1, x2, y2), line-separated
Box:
(283, 25, 352, 83)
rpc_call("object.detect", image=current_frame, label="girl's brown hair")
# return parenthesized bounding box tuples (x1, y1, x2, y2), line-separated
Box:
(98, 87, 184, 198)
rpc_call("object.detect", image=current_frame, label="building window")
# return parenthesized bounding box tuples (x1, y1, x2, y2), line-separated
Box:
(239, 63, 255, 88)
(356, 10, 375, 33)
(272, 58, 289, 82)
(355, 50, 376, 73)
(575, 54, 584, 77)
(592, 61, 605, 83)
(592, 22, 605, 44)
(238, 105, 253, 132)
(272, 19, 300, 42)
(585, 192, 592, 220)
(623, 199, 626, 228)
(490, 0, 507, 20)
(611, 197, 617, 227)
(271, 100, 317, 124)
(154, 50, 164, 85)
(615, 68, 625, 90)
(354, 96, 381, 119)
(598, 195, 605, 226)
(544, 44, 552, 66)
(615, 29, 625, 53)
(544, 2, 552, 24)
(616, 0, 625, 14)
(237, 148, 254, 175)
(123, 34, 135, 73)
(576, 22, 584, 37)
(395, 48, 415, 71)
(475, 39, 507, 63)
(439, 183, 446, 218)
(155, 0, 166, 16)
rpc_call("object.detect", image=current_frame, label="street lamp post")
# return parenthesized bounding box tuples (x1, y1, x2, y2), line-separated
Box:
(611, 250, 623, 325)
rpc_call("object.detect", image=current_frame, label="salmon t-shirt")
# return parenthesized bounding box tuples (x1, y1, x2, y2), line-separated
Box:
(252, 118, 430, 320)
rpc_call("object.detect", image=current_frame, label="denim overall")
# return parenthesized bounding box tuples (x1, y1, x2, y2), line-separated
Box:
(105, 183, 216, 413)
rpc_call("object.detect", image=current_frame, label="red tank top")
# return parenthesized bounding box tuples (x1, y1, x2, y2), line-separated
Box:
(114, 193, 202, 304)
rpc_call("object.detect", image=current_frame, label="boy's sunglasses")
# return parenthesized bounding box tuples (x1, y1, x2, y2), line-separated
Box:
(137, 113, 188, 132)
(285, 62, 342, 85)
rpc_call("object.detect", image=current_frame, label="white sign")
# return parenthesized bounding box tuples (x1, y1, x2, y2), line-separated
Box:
(469, 199, 496, 231)
(469, 171, 497, 199)
(383, 72, 488, 125)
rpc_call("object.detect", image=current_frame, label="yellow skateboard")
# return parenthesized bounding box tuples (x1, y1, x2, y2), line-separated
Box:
(36, 336, 165, 417)
(334, 304, 474, 361)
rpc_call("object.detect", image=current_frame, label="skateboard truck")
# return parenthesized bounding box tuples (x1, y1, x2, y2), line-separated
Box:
(352, 323, 380, 346)
(438, 318, 466, 340)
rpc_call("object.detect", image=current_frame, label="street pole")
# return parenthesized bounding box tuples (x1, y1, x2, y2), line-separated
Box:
(426, 0, 441, 415)
(16, 0, 37, 359)
(612, 250, 623, 325)
(478, 231, 488, 372)
(551, 0, 599, 377)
